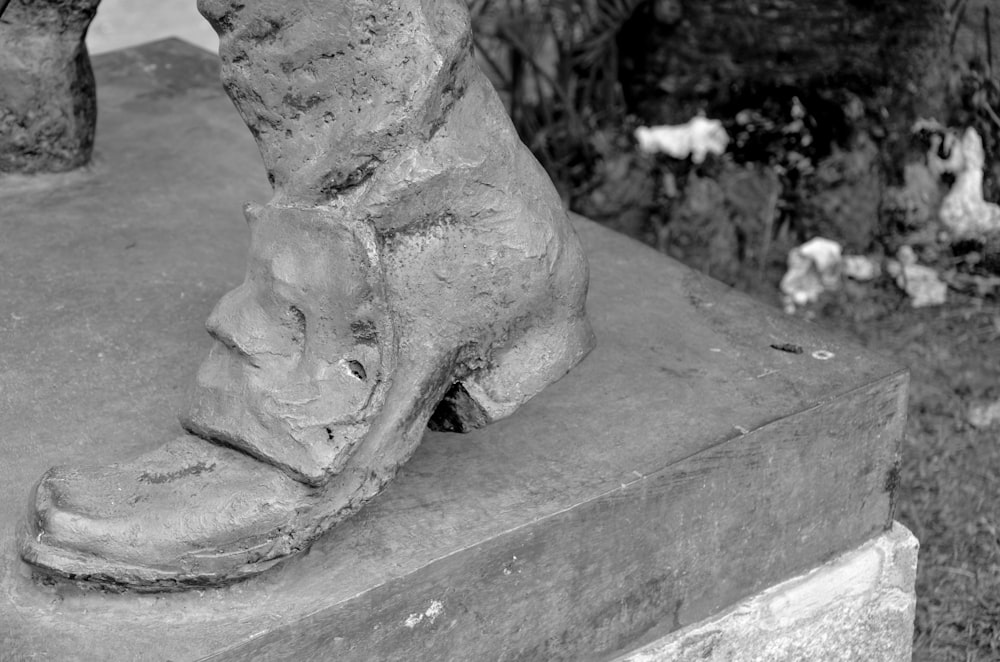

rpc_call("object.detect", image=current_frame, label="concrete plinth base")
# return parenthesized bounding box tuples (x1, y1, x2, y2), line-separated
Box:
(1, 41, 911, 660)
(615, 522, 918, 662)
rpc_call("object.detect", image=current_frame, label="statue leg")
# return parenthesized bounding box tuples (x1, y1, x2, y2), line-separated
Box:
(0, 0, 101, 173)
(20, 0, 594, 591)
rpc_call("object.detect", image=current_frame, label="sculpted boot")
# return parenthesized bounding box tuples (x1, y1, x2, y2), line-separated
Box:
(20, 0, 594, 590)
(0, 0, 101, 173)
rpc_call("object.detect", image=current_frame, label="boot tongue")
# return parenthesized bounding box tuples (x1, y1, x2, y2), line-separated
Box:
(183, 204, 393, 488)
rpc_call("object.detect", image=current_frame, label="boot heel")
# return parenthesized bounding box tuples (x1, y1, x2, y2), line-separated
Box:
(429, 312, 595, 433)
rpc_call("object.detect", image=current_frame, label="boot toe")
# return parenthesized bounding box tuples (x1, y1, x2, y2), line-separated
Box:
(21, 435, 312, 590)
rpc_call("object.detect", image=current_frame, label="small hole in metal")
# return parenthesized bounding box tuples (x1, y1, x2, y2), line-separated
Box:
(346, 360, 366, 380)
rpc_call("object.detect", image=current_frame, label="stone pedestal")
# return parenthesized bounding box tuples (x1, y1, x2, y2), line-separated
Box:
(614, 523, 918, 662)
(0, 41, 911, 661)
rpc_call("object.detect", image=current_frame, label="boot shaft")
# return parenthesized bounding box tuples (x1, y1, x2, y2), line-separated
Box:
(197, 0, 474, 203)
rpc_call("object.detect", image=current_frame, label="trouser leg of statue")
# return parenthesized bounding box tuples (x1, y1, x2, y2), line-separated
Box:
(19, 0, 595, 591)
(0, 0, 101, 173)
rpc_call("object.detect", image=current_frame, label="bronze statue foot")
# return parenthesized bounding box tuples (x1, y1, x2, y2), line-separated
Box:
(22, 198, 592, 591)
(19, 0, 595, 590)
(21, 269, 592, 590)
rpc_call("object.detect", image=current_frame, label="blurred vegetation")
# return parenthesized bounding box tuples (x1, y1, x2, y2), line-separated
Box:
(469, 0, 1000, 294)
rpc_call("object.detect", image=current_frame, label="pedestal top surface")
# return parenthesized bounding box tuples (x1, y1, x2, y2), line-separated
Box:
(0, 40, 902, 660)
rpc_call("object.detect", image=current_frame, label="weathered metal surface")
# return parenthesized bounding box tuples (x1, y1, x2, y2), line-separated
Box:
(0, 40, 905, 661)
